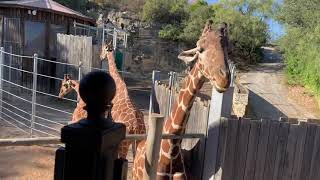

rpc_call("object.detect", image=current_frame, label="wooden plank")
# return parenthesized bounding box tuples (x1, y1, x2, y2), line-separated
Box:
(202, 87, 234, 180)
(308, 125, 320, 180)
(291, 121, 308, 180)
(262, 120, 280, 180)
(282, 124, 299, 180)
(299, 123, 317, 180)
(233, 119, 251, 180)
(144, 114, 164, 180)
(214, 118, 228, 180)
(221, 119, 238, 180)
(272, 122, 290, 180)
(243, 120, 261, 180)
(254, 119, 271, 180)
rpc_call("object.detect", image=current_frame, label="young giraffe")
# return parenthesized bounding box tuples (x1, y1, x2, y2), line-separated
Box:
(58, 74, 87, 123)
(132, 21, 231, 179)
(100, 43, 146, 158)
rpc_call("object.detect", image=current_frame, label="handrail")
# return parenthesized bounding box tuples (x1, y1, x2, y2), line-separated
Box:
(0, 89, 32, 103)
(35, 102, 73, 115)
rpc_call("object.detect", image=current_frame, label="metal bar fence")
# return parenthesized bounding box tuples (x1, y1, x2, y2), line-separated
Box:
(0, 47, 148, 139)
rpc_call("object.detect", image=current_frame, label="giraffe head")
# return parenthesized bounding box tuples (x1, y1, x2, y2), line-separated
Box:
(58, 74, 75, 99)
(100, 41, 113, 60)
(178, 20, 231, 92)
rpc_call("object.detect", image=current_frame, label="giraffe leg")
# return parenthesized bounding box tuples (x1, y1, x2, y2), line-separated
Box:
(118, 140, 131, 159)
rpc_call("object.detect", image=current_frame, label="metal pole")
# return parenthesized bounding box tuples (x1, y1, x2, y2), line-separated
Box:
(73, 21, 76, 35)
(0, 47, 4, 119)
(124, 33, 127, 49)
(77, 61, 82, 103)
(167, 71, 176, 118)
(78, 61, 82, 81)
(113, 28, 117, 51)
(102, 23, 105, 45)
(230, 62, 236, 87)
(30, 54, 38, 137)
(149, 70, 160, 116)
(9, 46, 12, 83)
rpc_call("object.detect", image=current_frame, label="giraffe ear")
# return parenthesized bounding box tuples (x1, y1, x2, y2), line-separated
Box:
(178, 47, 200, 65)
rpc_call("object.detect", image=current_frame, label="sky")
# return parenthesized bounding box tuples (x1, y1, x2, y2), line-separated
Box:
(205, 0, 284, 40)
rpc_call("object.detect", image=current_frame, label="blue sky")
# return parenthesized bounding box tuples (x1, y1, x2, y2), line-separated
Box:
(206, 0, 284, 40)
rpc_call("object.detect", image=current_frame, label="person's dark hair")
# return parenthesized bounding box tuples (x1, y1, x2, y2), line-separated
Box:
(79, 71, 116, 116)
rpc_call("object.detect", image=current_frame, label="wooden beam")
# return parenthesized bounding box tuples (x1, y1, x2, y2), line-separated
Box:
(202, 87, 234, 180)
(143, 113, 164, 180)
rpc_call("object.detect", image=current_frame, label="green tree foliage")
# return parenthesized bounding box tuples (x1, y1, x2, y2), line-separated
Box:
(212, 3, 268, 63)
(157, 0, 269, 63)
(142, 0, 188, 24)
(178, 1, 213, 43)
(56, 0, 87, 12)
(276, 0, 320, 96)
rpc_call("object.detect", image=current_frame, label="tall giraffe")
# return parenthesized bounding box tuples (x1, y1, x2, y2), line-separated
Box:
(100, 43, 146, 158)
(132, 21, 231, 179)
(58, 74, 87, 123)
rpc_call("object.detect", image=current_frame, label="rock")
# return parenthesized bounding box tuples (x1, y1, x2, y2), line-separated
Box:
(99, 9, 189, 75)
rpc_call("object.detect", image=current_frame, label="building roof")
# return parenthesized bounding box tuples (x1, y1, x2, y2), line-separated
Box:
(0, 0, 95, 23)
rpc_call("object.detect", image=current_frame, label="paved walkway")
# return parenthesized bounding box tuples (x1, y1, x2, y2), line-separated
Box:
(238, 47, 318, 119)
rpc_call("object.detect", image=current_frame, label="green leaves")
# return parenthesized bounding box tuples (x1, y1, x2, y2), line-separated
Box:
(142, 0, 188, 24)
(277, 0, 320, 96)
(144, 0, 270, 63)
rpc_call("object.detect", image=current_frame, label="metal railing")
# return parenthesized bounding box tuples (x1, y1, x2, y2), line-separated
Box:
(0, 47, 139, 138)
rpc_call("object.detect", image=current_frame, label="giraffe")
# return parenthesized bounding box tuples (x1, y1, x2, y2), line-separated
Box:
(132, 21, 231, 180)
(100, 43, 146, 158)
(58, 74, 87, 123)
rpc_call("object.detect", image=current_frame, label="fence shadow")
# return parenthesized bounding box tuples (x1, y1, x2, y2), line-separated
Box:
(248, 90, 287, 119)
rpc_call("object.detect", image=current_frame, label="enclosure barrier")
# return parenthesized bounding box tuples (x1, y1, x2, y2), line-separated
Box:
(214, 118, 320, 180)
(0, 47, 135, 139)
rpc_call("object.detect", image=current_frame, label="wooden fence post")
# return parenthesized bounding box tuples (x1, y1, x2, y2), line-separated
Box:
(202, 86, 234, 180)
(143, 113, 164, 180)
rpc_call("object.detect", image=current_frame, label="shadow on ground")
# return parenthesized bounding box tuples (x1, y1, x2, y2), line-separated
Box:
(248, 90, 287, 120)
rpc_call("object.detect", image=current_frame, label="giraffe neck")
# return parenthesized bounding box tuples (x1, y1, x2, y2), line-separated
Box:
(157, 62, 205, 177)
(106, 52, 129, 102)
(163, 62, 205, 135)
(71, 80, 85, 105)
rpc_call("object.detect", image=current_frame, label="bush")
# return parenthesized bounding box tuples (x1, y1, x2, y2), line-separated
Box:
(279, 27, 320, 95)
(276, 0, 320, 98)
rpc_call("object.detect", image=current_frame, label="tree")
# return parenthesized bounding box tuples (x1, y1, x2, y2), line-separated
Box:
(212, 3, 268, 63)
(276, 0, 320, 96)
(179, 1, 213, 43)
(142, 0, 188, 24)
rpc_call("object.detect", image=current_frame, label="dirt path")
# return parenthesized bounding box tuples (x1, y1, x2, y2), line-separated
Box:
(238, 47, 320, 119)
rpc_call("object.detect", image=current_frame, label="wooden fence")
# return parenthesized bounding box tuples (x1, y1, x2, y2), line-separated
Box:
(56, 34, 100, 94)
(214, 118, 320, 180)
